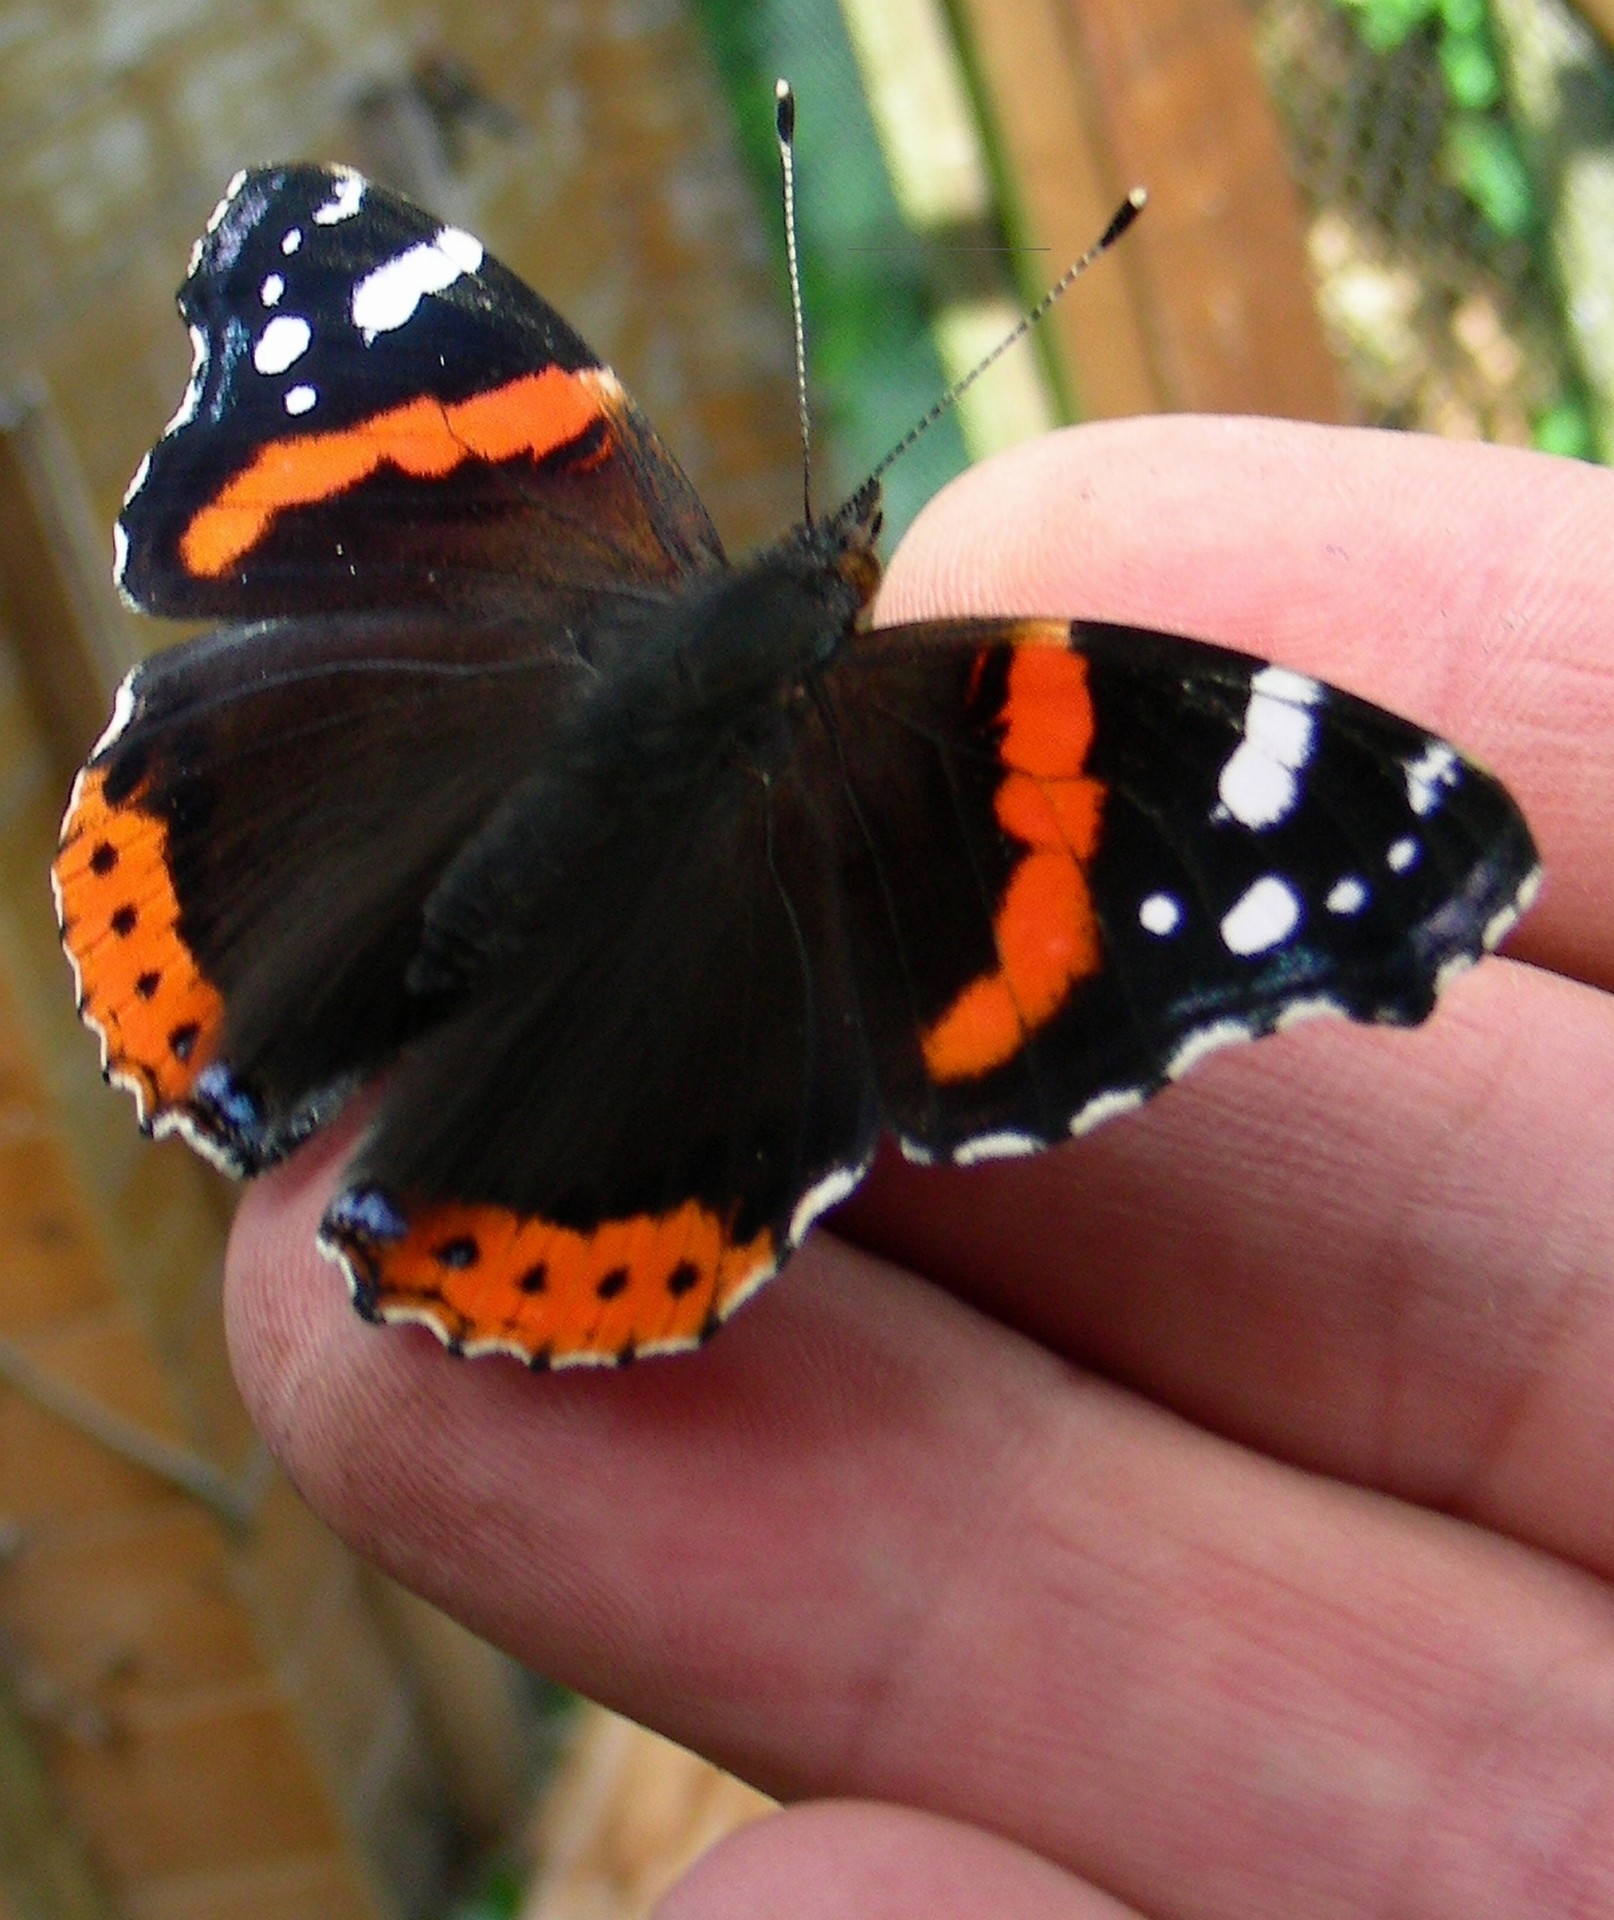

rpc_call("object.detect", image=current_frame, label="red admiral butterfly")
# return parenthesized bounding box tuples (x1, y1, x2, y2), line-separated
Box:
(54, 158, 1539, 1367)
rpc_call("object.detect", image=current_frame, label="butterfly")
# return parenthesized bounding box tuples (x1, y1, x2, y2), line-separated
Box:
(53, 160, 1539, 1366)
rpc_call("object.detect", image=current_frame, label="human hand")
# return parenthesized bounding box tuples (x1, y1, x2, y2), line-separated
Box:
(226, 416, 1614, 1919)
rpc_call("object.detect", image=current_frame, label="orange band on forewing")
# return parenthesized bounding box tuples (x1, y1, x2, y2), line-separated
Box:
(922, 640, 1105, 1084)
(344, 1194, 777, 1365)
(53, 767, 224, 1118)
(996, 640, 1096, 776)
(994, 767, 1103, 858)
(180, 365, 613, 577)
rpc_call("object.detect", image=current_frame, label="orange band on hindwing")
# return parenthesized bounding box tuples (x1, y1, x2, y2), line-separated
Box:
(922, 639, 1105, 1083)
(325, 1193, 779, 1366)
(53, 767, 223, 1120)
(180, 365, 616, 578)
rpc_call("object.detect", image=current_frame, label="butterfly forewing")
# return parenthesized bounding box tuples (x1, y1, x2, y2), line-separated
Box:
(117, 165, 724, 623)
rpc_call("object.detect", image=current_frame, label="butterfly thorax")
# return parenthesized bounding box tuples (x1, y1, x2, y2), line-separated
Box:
(580, 480, 882, 771)
(404, 487, 883, 1001)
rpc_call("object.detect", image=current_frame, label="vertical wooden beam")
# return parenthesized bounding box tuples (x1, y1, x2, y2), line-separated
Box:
(954, 0, 1350, 421)
(951, 0, 1164, 417)
(0, 1664, 112, 1920)
(0, 390, 135, 769)
(1568, 0, 1614, 53)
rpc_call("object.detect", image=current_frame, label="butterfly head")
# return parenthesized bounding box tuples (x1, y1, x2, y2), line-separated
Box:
(822, 476, 883, 616)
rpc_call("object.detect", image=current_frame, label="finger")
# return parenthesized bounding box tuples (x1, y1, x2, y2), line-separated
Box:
(845, 952, 1614, 1581)
(881, 416, 1614, 988)
(653, 1803, 1140, 1920)
(225, 1172, 1614, 1920)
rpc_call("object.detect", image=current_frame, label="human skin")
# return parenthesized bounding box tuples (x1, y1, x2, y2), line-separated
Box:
(225, 416, 1614, 1919)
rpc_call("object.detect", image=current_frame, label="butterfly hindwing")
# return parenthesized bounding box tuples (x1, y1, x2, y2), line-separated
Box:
(319, 758, 878, 1365)
(117, 164, 724, 622)
(54, 607, 599, 1171)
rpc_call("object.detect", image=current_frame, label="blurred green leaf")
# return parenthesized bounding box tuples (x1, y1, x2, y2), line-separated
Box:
(1532, 399, 1597, 459)
(1438, 0, 1487, 34)
(1443, 114, 1537, 236)
(1336, 0, 1441, 53)
(1439, 33, 1501, 110)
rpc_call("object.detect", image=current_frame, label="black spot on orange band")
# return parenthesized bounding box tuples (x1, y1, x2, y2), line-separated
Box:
(54, 765, 225, 1122)
(324, 1192, 778, 1365)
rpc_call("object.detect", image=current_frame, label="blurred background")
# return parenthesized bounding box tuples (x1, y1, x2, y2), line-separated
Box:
(0, 0, 1608, 1915)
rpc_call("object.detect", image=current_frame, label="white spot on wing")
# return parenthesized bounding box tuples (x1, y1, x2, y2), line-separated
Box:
(351, 228, 485, 341)
(1220, 875, 1301, 956)
(162, 324, 209, 435)
(206, 172, 245, 232)
(312, 169, 364, 225)
(1070, 1086, 1148, 1136)
(120, 450, 151, 507)
(1405, 740, 1459, 816)
(435, 226, 484, 273)
(254, 314, 311, 375)
(1251, 665, 1322, 706)
(1218, 743, 1297, 830)
(281, 226, 302, 254)
(788, 1162, 866, 1245)
(953, 1130, 1041, 1166)
(91, 672, 139, 757)
(283, 384, 317, 416)
(111, 519, 129, 586)
(192, 173, 249, 273)
(260, 272, 284, 306)
(1166, 1019, 1254, 1081)
(1387, 836, 1419, 873)
(1217, 667, 1321, 830)
(1483, 866, 1542, 949)
(1326, 875, 1368, 915)
(1139, 892, 1182, 937)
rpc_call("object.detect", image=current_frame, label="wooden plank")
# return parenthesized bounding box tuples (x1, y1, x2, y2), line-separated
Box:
(0, 1665, 111, 1920)
(1570, 0, 1614, 52)
(957, 0, 1349, 421)
(125, 1858, 379, 1920)
(372, 1582, 531, 1844)
(525, 1707, 774, 1920)
(952, 0, 1164, 417)
(0, 394, 134, 772)
(0, 730, 394, 1916)
(1056, 0, 1350, 419)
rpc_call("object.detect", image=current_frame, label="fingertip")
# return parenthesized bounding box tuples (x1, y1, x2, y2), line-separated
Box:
(652, 1800, 1134, 1920)
(879, 416, 1600, 681)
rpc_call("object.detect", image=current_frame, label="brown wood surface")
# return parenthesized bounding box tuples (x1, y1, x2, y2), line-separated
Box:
(0, 944, 386, 1920)
(1571, 0, 1614, 51)
(0, 0, 813, 1908)
(0, 398, 132, 772)
(957, 0, 1350, 422)
(525, 1707, 774, 1920)
(953, 0, 1163, 417)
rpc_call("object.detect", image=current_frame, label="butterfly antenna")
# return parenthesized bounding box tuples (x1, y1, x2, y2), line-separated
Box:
(775, 79, 814, 524)
(864, 186, 1148, 492)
